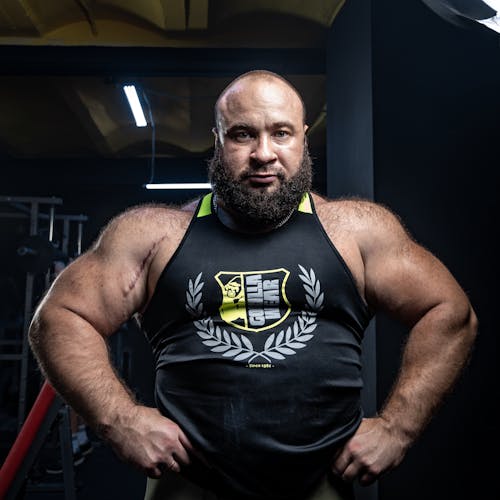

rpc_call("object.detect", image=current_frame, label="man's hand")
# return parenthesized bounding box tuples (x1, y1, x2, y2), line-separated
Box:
(331, 417, 408, 486)
(101, 405, 194, 478)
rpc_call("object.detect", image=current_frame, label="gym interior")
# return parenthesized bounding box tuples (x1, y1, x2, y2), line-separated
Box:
(0, 1, 498, 499)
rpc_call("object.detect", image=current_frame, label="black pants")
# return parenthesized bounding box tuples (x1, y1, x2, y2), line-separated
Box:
(144, 471, 354, 500)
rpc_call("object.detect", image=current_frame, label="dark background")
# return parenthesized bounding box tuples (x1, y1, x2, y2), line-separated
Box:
(1, 0, 498, 499)
(372, 1, 498, 499)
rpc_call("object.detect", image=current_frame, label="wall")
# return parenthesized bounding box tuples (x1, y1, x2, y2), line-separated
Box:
(327, 0, 498, 498)
(372, 1, 498, 499)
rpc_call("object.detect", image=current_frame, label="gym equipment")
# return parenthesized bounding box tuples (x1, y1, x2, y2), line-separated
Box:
(0, 196, 89, 500)
(0, 196, 88, 429)
(0, 382, 76, 500)
(15, 234, 64, 274)
(0, 196, 63, 432)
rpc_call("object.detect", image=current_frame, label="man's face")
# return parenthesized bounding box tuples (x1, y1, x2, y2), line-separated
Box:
(209, 77, 312, 227)
(215, 77, 307, 192)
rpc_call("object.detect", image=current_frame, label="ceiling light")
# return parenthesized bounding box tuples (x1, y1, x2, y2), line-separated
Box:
(421, 0, 500, 33)
(145, 183, 212, 190)
(477, 0, 500, 32)
(123, 85, 147, 127)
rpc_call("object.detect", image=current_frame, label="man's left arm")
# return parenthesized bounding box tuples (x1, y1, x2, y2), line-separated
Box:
(331, 202, 478, 485)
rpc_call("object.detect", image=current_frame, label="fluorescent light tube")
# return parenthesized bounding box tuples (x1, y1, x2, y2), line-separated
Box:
(145, 183, 212, 190)
(123, 85, 147, 127)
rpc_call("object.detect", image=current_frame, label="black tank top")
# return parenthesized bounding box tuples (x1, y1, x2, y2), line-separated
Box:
(140, 193, 372, 499)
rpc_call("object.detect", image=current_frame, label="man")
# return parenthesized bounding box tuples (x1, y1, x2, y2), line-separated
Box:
(28, 70, 477, 500)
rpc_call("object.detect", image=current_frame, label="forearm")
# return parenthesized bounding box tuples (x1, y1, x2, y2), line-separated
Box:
(29, 305, 137, 433)
(29, 304, 194, 476)
(379, 302, 477, 446)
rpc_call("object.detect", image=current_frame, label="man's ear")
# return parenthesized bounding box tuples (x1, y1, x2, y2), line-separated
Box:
(212, 127, 220, 147)
(304, 124, 309, 135)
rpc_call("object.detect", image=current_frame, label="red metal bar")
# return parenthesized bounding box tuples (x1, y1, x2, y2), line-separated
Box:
(0, 381, 56, 498)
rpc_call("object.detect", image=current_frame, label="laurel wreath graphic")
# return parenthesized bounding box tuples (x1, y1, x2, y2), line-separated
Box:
(185, 265, 324, 363)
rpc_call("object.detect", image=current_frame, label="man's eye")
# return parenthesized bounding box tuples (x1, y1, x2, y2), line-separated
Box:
(229, 130, 252, 141)
(274, 130, 289, 138)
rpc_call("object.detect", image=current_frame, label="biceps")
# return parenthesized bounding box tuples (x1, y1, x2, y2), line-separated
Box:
(365, 244, 465, 326)
(42, 254, 146, 336)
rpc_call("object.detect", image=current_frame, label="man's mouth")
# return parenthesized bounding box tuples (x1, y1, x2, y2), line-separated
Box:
(246, 174, 278, 185)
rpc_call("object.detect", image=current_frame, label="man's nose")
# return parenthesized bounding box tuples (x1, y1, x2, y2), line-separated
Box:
(250, 135, 277, 164)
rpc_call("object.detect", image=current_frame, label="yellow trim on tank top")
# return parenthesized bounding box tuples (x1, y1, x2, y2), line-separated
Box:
(197, 193, 213, 217)
(198, 192, 311, 217)
(298, 193, 313, 214)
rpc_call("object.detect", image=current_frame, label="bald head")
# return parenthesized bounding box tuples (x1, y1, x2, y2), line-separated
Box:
(214, 70, 307, 133)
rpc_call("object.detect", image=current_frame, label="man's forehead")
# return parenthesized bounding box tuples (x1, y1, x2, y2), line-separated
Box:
(218, 77, 304, 122)
(222, 77, 297, 103)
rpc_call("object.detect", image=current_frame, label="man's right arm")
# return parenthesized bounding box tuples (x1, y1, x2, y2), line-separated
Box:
(28, 205, 193, 476)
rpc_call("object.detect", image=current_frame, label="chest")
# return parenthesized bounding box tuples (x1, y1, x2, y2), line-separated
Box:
(146, 208, 367, 316)
(148, 212, 364, 329)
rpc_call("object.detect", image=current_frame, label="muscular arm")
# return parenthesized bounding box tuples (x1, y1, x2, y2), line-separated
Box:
(331, 201, 478, 484)
(29, 205, 193, 476)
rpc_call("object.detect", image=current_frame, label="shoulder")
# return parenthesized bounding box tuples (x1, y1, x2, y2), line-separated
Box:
(91, 202, 195, 260)
(313, 192, 408, 232)
(313, 192, 403, 225)
(99, 202, 194, 232)
(311, 192, 414, 255)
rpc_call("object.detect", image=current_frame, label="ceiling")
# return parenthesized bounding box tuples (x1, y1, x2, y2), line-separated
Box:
(0, 0, 345, 163)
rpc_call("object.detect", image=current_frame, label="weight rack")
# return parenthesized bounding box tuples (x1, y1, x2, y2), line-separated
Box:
(0, 195, 89, 499)
(0, 195, 62, 431)
(0, 196, 89, 430)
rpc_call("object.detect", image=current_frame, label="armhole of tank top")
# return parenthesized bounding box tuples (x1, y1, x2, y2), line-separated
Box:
(309, 195, 373, 320)
(141, 197, 207, 315)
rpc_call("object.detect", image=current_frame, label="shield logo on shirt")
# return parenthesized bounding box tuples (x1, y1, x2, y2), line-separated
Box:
(215, 269, 291, 332)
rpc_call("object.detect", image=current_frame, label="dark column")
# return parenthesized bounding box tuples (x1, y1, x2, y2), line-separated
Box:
(326, 1, 377, 500)
(371, 1, 499, 499)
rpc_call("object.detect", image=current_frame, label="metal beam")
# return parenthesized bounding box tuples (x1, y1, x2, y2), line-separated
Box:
(1, 157, 210, 185)
(0, 195, 63, 205)
(0, 45, 326, 76)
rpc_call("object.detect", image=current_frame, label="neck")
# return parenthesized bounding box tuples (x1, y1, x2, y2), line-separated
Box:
(212, 194, 295, 234)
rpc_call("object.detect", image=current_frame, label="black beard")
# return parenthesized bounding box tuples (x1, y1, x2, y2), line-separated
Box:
(208, 144, 313, 227)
